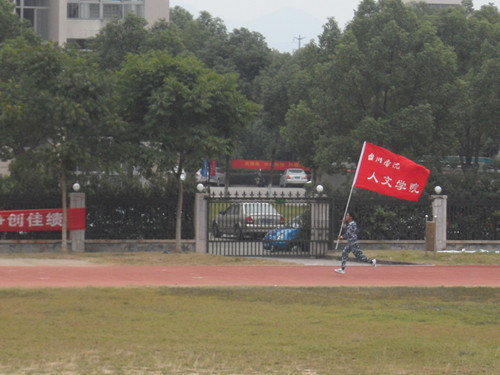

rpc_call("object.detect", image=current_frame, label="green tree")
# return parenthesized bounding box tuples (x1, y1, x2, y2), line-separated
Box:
(435, 4, 500, 169)
(144, 19, 186, 55)
(87, 13, 148, 71)
(252, 53, 297, 184)
(282, 102, 321, 182)
(176, 10, 229, 72)
(0, 0, 32, 42)
(305, 0, 458, 171)
(225, 28, 272, 98)
(0, 37, 112, 250)
(116, 51, 257, 251)
(170, 8, 272, 98)
(318, 17, 342, 55)
(0, 37, 60, 190)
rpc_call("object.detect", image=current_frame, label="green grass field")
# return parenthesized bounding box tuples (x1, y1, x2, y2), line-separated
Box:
(0, 287, 499, 375)
(0, 251, 499, 374)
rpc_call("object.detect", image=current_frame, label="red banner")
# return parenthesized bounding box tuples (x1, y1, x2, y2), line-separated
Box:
(231, 160, 309, 171)
(210, 160, 217, 177)
(0, 208, 85, 232)
(354, 142, 430, 202)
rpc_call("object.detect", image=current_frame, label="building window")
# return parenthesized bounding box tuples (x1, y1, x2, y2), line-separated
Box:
(67, 3, 79, 18)
(103, 4, 121, 18)
(66, 38, 89, 49)
(67, 0, 145, 20)
(14, 0, 50, 40)
(90, 3, 100, 18)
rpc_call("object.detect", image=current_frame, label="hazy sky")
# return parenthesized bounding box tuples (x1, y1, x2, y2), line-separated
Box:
(170, 1, 499, 52)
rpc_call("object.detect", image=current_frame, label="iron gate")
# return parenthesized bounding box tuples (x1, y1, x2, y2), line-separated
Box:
(207, 191, 331, 258)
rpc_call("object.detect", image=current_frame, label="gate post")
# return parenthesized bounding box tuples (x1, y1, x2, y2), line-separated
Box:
(310, 199, 330, 256)
(431, 193, 447, 251)
(70, 192, 85, 252)
(194, 192, 209, 253)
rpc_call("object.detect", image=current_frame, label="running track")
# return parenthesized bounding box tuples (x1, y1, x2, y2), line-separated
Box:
(1, 265, 499, 287)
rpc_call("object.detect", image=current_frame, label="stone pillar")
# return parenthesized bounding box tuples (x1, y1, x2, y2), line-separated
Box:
(70, 192, 85, 252)
(431, 194, 447, 251)
(310, 200, 330, 256)
(425, 219, 436, 255)
(194, 193, 209, 254)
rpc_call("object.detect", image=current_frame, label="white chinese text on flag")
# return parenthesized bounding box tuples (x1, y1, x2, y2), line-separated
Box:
(353, 142, 430, 202)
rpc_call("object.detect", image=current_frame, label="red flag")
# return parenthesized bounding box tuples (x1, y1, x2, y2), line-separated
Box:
(353, 142, 430, 202)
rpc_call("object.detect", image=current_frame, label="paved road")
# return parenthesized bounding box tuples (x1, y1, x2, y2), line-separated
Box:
(1, 263, 499, 288)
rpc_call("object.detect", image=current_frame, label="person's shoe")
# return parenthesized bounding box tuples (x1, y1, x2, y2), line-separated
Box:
(334, 268, 345, 274)
(372, 259, 377, 269)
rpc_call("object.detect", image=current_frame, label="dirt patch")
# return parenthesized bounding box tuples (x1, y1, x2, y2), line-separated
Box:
(0, 258, 93, 266)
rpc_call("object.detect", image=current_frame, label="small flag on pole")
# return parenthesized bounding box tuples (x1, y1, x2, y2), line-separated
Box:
(353, 142, 430, 202)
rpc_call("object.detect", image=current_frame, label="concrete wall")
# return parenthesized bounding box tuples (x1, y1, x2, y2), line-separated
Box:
(359, 240, 500, 252)
(0, 239, 195, 253)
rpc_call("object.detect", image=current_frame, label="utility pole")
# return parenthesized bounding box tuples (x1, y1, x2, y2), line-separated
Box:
(294, 35, 306, 50)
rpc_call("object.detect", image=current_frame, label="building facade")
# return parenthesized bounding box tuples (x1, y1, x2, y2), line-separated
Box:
(12, 0, 170, 45)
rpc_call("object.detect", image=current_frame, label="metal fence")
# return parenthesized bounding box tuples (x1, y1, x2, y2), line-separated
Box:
(0, 191, 195, 240)
(333, 198, 500, 241)
(0, 191, 498, 242)
(207, 191, 331, 258)
(333, 199, 431, 241)
(447, 199, 500, 240)
(85, 192, 194, 240)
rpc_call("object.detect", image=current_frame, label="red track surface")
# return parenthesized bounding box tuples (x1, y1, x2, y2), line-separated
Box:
(1, 265, 499, 287)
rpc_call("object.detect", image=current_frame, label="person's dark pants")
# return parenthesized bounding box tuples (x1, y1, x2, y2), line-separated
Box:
(341, 242, 371, 269)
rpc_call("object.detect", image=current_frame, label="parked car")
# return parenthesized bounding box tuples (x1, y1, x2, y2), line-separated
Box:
(195, 167, 226, 186)
(212, 202, 284, 240)
(279, 168, 309, 187)
(263, 215, 310, 252)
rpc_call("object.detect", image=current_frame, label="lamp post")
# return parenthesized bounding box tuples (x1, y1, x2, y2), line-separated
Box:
(316, 184, 324, 196)
(70, 182, 85, 252)
(431, 185, 447, 251)
(195, 182, 208, 253)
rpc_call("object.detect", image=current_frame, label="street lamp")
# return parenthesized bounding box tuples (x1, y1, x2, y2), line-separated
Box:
(72, 182, 80, 192)
(434, 186, 442, 195)
(197, 183, 205, 193)
(316, 185, 324, 195)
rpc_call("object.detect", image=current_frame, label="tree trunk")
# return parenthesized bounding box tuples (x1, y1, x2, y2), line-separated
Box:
(175, 176, 183, 253)
(224, 154, 230, 197)
(61, 169, 68, 252)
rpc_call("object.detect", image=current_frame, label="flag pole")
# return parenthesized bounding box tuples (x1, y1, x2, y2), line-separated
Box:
(335, 141, 366, 249)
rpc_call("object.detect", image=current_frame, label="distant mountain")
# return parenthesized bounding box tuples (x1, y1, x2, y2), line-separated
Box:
(239, 8, 325, 53)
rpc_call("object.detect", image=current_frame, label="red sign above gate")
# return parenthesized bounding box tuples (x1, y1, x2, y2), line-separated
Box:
(231, 160, 309, 171)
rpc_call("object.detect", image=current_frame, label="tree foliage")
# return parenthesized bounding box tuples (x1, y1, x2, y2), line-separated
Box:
(276, 0, 499, 181)
(0, 30, 112, 249)
(0, 0, 499, 236)
(0, 0, 32, 42)
(116, 51, 258, 250)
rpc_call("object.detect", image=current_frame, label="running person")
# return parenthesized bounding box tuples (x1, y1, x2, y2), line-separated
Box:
(335, 212, 376, 274)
